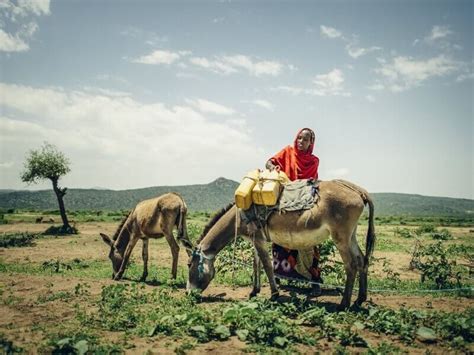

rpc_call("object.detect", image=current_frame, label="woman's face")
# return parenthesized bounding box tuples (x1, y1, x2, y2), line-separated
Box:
(296, 130, 313, 152)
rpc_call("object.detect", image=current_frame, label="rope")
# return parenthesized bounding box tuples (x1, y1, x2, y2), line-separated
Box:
(231, 207, 239, 288)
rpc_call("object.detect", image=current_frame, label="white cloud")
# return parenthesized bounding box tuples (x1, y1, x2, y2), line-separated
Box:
(366, 95, 375, 102)
(82, 86, 131, 98)
(271, 85, 305, 96)
(345, 43, 381, 59)
(185, 98, 235, 115)
(312, 69, 350, 96)
(421, 25, 461, 52)
(272, 69, 351, 97)
(132, 50, 191, 65)
(0, 0, 50, 52)
(320, 25, 342, 39)
(0, 83, 264, 189)
(189, 54, 283, 76)
(271, 69, 351, 97)
(375, 55, 461, 92)
(0, 28, 29, 52)
(17, 0, 50, 16)
(427, 25, 453, 42)
(249, 100, 274, 111)
(189, 57, 237, 75)
(320, 26, 380, 59)
(456, 72, 474, 82)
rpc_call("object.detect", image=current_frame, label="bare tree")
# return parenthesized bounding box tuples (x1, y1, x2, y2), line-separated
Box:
(21, 142, 74, 233)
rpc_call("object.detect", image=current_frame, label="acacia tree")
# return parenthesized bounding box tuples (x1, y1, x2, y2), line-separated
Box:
(21, 142, 73, 233)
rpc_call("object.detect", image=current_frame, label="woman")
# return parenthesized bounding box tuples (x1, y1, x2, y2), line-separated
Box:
(266, 127, 319, 181)
(266, 128, 323, 286)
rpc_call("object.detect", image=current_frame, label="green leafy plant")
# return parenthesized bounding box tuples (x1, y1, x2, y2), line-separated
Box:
(430, 228, 453, 240)
(43, 225, 78, 236)
(0, 232, 37, 248)
(415, 224, 437, 235)
(394, 227, 413, 238)
(222, 298, 309, 348)
(0, 334, 23, 354)
(414, 242, 462, 289)
(381, 258, 401, 287)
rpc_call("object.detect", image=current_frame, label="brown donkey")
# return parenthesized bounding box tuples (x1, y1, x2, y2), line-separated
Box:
(100, 192, 193, 281)
(187, 180, 376, 309)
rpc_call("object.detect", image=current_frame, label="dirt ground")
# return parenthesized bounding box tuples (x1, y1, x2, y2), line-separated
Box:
(1, 222, 473, 353)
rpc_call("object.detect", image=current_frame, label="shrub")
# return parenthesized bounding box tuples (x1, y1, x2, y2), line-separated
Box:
(43, 225, 78, 235)
(415, 224, 437, 235)
(430, 229, 453, 240)
(413, 242, 462, 289)
(394, 227, 413, 238)
(0, 232, 37, 248)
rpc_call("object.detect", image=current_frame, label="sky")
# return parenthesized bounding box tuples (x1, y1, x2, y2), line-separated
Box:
(0, 0, 472, 199)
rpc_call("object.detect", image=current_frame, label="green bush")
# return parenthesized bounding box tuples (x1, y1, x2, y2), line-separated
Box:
(0, 232, 37, 248)
(43, 225, 78, 235)
(394, 227, 413, 238)
(414, 242, 462, 289)
(430, 229, 453, 240)
(415, 224, 437, 235)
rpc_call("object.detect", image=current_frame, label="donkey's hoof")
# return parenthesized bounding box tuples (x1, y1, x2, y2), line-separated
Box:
(249, 289, 260, 299)
(336, 303, 350, 312)
(270, 291, 280, 301)
(310, 284, 322, 297)
(113, 274, 123, 281)
(355, 297, 366, 306)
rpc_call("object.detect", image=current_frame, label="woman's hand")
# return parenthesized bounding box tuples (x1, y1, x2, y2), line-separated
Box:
(265, 160, 278, 171)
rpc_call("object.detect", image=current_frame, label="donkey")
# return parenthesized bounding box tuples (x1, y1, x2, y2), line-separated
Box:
(100, 192, 193, 282)
(187, 180, 376, 309)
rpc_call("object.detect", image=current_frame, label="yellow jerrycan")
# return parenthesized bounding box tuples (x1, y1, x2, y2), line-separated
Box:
(252, 169, 289, 206)
(234, 169, 260, 210)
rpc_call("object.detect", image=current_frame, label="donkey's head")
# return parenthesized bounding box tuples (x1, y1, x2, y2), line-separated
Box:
(100, 233, 123, 279)
(186, 247, 216, 293)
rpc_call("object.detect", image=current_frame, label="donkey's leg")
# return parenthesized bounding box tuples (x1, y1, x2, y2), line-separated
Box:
(249, 248, 261, 298)
(351, 228, 368, 306)
(333, 230, 360, 309)
(140, 238, 149, 282)
(253, 237, 279, 300)
(114, 236, 140, 280)
(164, 232, 180, 279)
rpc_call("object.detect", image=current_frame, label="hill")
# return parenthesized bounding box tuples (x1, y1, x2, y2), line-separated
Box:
(0, 178, 473, 217)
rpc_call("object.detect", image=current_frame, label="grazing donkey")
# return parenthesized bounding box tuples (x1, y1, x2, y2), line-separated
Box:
(187, 180, 376, 309)
(100, 192, 193, 282)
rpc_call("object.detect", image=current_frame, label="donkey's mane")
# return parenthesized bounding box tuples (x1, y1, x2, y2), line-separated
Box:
(197, 203, 235, 244)
(112, 210, 133, 241)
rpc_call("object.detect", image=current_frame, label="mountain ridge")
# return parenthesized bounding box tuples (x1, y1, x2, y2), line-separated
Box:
(0, 178, 472, 217)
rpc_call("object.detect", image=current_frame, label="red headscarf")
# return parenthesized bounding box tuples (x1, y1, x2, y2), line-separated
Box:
(270, 128, 319, 181)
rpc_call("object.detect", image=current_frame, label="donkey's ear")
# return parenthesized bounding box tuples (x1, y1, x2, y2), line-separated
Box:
(100, 233, 113, 246)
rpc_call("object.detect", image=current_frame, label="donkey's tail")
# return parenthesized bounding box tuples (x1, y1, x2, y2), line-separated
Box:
(363, 194, 376, 266)
(174, 193, 193, 255)
(334, 179, 376, 265)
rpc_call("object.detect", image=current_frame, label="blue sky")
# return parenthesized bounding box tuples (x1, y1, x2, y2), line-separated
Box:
(0, 0, 472, 199)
